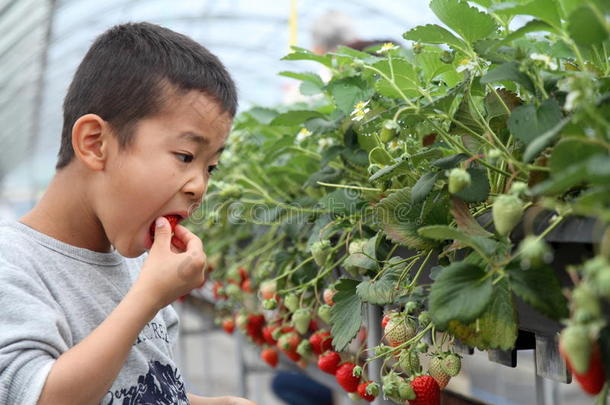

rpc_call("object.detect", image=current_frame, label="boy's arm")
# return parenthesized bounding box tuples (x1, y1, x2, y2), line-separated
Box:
(37, 287, 158, 405)
(37, 218, 207, 405)
(187, 393, 258, 405)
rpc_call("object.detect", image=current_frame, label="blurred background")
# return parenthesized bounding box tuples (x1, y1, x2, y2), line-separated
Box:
(0, 1, 595, 404)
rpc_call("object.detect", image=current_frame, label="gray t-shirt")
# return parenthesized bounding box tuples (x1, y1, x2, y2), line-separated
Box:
(0, 219, 188, 405)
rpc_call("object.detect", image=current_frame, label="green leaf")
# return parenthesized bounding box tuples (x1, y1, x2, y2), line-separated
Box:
(550, 138, 607, 174)
(271, 110, 324, 126)
(508, 99, 563, 145)
(507, 263, 569, 321)
(372, 58, 420, 99)
(244, 107, 278, 125)
(412, 172, 438, 204)
(450, 197, 494, 237)
(567, 5, 610, 46)
(305, 166, 342, 188)
(368, 156, 411, 183)
(281, 46, 332, 68)
(429, 261, 494, 329)
(403, 24, 469, 53)
(522, 117, 570, 163)
(502, 20, 558, 43)
(418, 225, 498, 258)
(375, 188, 437, 250)
(430, 0, 498, 44)
(279, 71, 325, 88)
(492, 0, 561, 29)
(431, 153, 468, 170)
(330, 279, 363, 351)
(453, 168, 490, 203)
(317, 189, 366, 216)
(530, 159, 589, 196)
(447, 278, 517, 350)
(415, 52, 454, 85)
(328, 77, 372, 114)
(356, 259, 405, 305)
(480, 62, 535, 94)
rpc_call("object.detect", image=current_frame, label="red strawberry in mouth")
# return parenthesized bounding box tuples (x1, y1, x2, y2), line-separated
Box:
(148, 215, 183, 247)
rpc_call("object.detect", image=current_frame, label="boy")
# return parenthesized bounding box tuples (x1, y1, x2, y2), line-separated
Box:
(0, 22, 256, 405)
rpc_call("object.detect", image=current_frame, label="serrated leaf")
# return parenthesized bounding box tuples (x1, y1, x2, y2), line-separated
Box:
(372, 58, 420, 99)
(453, 168, 490, 203)
(492, 0, 561, 29)
(429, 261, 494, 329)
(356, 259, 404, 305)
(507, 263, 569, 320)
(412, 172, 438, 204)
(330, 279, 363, 351)
(522, 117, 570, 163)
(447, 278, 517, 350)
(375, 188, 437, 250)
(403, 24, 469, 53)
(368, 156, 411, 183)
(344, 235, 379, 273)
(271, 110, 325, 126)
(502, 20, 558, 43)
(430, 0, 498, 44)
(328, 77, 372, 114)
(480, 62, 535, 94)
(244, 107, 278, 124)
(550, 138, 607, 174)
(508, 99, 563, 145)
(450, 197, 494, 237)
(282, 46, 332, 68)
(530, 159, 589, 196)
(279, 71, 325, 88)
(418, 225, 497, 258)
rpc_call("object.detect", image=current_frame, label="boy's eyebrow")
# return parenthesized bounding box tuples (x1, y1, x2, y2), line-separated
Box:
(179, 132, 225, 155)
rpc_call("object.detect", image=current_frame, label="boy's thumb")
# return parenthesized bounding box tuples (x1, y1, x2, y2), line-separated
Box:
(153, 217, 171, 245)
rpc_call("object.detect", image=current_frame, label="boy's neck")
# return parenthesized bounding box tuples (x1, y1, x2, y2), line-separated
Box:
(19, 166, 113, 254)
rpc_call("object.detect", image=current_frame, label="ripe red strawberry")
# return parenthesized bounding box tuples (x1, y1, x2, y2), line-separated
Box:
(212, 281, 227, 300)
(261, 348, 278, 368)
(323, 288, 336, 306)
(384, 315, 416, 347)
(262, 325, 278, 345)
(309, 331, 332, 355)
(381, 313, 392, 329)
(241, 278, 253, 293)
(336, 362, 361, 393)
(409, 375, 440, 405)
(149, 215, 181, 242)
(278, 332, 300, 353)
(238, 267, 248, 281)
(246, 314, 265, 345)
(222, 318, 235, 334)
(559, 329, 606, 395)
(318, 351, 341, 375)
(309, 318, 319, 332)
(429, 357, 451, 389)
(357, 381, 377, 402)
(285, 350, 302, 362)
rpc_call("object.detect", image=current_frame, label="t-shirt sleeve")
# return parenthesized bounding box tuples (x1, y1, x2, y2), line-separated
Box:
(0, 258, 71, 405)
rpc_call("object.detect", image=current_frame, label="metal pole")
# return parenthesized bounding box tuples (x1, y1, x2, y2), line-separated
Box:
(367, 304, 393, 405)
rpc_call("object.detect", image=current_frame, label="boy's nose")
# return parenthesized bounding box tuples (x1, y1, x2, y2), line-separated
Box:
(183, 173, 207, 203)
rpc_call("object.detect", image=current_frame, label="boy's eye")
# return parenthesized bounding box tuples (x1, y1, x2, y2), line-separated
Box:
(176, 153, 194, 163)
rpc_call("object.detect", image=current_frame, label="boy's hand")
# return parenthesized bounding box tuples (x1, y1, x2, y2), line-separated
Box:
(137, 216, 206, 310)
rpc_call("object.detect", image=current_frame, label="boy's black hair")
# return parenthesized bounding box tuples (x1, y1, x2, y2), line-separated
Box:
(56, 22, 238, 170)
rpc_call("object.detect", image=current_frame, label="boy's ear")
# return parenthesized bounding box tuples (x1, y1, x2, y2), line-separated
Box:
(71, 114, 112, 171)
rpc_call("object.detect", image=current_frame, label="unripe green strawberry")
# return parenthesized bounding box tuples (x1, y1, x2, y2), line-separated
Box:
(492, 194, 523, 236)
(405, 301, 418, 314)
(292, 308, 312, 334)
(559, 325, 592, 374)
(225, 283, 241, 299)
(448, 168, 471, 194)
(297, 339, 312, 357)
(429, 356, 451, 389)
(219, 184, 242, 199)
(236, 313, 248, 329)
(572, 285, 602, 322)
(518, 236, 552, 269)
(348, 239, 367, 255)
(380, 120, 400, 142)
(397, 378, 416, 400)
(441, 353, 461, 376)
(488, 148, 502, 161)
(384, 315, 416, 347)
(318, 304, 332, 323)
(596, 270, 610, 299)
(418, 311, 431, 327)
(262, 298, 278, 310)
(259, 280, 277, 300)
(284, 294, 299, 312)
(416, 341, 429, 353)
(381, 373, 399, 398)
(310, 240, 331, 266)
(510, 181, 528, 196)
(399, 349, 421, 375)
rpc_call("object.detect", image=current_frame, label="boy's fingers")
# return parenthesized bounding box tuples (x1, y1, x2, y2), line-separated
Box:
(152, 217, 172, 249)
(173, 224, 203, 251)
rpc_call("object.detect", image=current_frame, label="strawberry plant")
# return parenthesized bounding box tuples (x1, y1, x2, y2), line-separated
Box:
(193, 0, 610, 402)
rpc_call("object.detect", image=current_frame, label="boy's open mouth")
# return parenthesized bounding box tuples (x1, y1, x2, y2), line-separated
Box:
(148, 214, 184, 241)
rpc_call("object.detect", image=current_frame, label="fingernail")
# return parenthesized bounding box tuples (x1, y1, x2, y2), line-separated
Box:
(156, 217, 165, 228)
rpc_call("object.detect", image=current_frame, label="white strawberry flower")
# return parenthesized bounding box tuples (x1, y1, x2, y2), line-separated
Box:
(296, 127, 312, 143)
(456, 58, 477, 73)
(350, 100, 370, 121)
(530, 53, 557, 70)
(376, 42, 399, 54)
